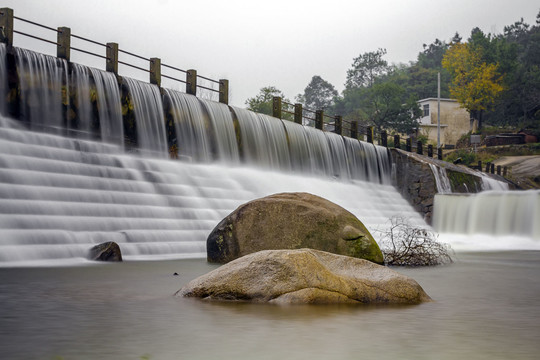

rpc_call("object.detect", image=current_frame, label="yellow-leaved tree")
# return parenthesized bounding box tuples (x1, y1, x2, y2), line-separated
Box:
(442, 42, 504, 130)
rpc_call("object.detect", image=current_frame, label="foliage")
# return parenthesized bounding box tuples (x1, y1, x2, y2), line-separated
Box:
(376, 216, 453, 267)
(345, 48, 389, 89)
(442, 42, 504, 128)
(245, 86, 290, 117)
(364, 82, 422, 133)
(296, 75, 338, 111)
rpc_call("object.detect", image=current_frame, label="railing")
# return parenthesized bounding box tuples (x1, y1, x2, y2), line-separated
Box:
(0, 7, 443, 160)
(0, 8, 229, 104)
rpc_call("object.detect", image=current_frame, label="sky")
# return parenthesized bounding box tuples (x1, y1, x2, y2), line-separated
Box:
(3, 0, 539, 107)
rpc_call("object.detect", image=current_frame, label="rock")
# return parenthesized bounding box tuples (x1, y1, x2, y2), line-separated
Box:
(177, 249, 431, 304)
(88, 241, 122, 262)
(206, 192, 383, 264)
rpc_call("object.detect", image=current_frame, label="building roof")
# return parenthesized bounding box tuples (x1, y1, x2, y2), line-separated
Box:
(417, 98, 457, 103)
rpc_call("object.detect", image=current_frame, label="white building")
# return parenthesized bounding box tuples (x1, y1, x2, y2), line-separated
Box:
(416, 98, 471, 147)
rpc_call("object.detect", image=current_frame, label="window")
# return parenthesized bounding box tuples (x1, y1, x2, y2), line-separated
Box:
(423, 104, 430, 117)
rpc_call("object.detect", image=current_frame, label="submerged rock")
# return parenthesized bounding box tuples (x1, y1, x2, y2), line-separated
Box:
(177, 249, 431, 304)
(88, 241, 123, 262)
(206, 192, 383, 264)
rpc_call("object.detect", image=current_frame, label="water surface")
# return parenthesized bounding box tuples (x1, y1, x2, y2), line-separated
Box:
(1, 251, 539, 359)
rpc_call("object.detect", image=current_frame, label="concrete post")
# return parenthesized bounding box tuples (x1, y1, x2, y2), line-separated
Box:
(106, 42, 119, 74)
(496, 165, 501, 175)
(417, 141, 423, 155)
(478, 161, 482, 171)
(315, 110, 324, 130)
(351, 121, 358, 139)
(0, 8, 13, 48)
(380, 130, 387, 147)
(294, 103, 303, 125)
(490, 163, 495, 174)
(394, 135, 400, 149)
(503, 166, 508, 177)
(437, 147, 443, 160)
(186, 69, 197, 96)
(57, 27, 71, 61)
(272, 96, 282, 119)
(219, 79, 229, 105)
(366, 126, 374, 143)
(406, 138, 412, 152)
(150, 57, 161, 87)
(427, 144, 433, 158)
(334, 116, 342, 135)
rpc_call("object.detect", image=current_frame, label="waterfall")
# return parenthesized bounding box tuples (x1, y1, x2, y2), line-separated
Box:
(87, 67, 124, 146)
(429, 164, 452, 194)
(122, 77, 168, 156)
(433, 190, 540, 250)
(14, 48, 68, 133)
(0, 47, 428, 266)
(0, 44, 6, 116)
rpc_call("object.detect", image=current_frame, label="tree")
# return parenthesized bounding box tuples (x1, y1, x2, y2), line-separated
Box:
(245, 86, 289, 116)
(364, 82, 422, 134)
(296, 75, 338, 111)
(442, 42, 504, 129)
(376, 216, 453, 266)
(345, 48, 389, 89)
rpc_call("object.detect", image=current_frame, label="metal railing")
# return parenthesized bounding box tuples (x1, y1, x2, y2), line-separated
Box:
(0, 8, 229, 104)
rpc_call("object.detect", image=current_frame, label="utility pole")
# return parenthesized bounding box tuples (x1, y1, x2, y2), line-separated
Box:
(437, 72, 441, 150)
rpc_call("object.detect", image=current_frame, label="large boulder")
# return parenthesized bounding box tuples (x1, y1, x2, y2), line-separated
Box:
(206, 192, 383, 264)
(177, 249, 431, 304)
(88, 241, 123, 262)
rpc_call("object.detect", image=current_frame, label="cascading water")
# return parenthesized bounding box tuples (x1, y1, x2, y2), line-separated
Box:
(433, 190, 540, 250)
(429, 163, 452, 194)
(0, 44, 6, 116)
(0, 47, 434, 266)
(15, 48, 68, 133)
(122, 77, 168, 156)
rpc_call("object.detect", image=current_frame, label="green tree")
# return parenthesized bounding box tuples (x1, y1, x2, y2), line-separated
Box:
(364, 82, 422, 134)
(296, 75, 338, 111)
(345, 48, 389, 89)
(442, 42, 504, 129)
(245, 86, 289, 116)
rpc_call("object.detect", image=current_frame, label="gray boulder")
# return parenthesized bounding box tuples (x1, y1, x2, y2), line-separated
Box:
(88, 241, 122, 262)
(178, 249, 431, 304)
(206, 192, 383, 264)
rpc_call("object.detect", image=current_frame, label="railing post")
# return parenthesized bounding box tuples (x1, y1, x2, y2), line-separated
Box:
(417, 141, 423, 155)
(394, 135, 400, 149)
(478, 161, 482, 171)
(150, 57, 161, 87)
(366, 126, 374, 143)
(57, 27, 71, 61)
(219, 79, 229, 105)
(106, 42, 119, 74)
(294, 103, 303, 125)
(406, 138, 412, 152)
(351, 121, 358, 139)
(380, 130, 387, 147)
(496, 165, 502, 175)
(315, 110, 324, 130)
(485, 162, 491, 172)
(334, 116, 342, 135)
(0, 8, 13, 48)
(272, 96, 282, 119)
(427, 144, 433, 158)
(437, 147, 443, 160)
(186, 69, 197, 96)
(503, 166, 508, 177)
(490, 163, 495, 174)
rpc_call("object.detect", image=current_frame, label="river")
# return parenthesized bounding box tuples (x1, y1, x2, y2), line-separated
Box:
(1, 251, 539, 360)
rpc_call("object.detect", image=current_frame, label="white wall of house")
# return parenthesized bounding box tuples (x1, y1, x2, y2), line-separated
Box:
(417, 98, 470, 146)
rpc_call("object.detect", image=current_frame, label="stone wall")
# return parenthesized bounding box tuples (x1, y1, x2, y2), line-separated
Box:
(391, 149, 486, 224)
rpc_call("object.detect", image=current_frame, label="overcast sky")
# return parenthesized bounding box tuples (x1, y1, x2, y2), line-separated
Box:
(3, 0, 539, 107)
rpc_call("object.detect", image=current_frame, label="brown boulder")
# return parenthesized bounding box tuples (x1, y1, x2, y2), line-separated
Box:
(206, 192, 383, 264)
(177, 249, 431, 304)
